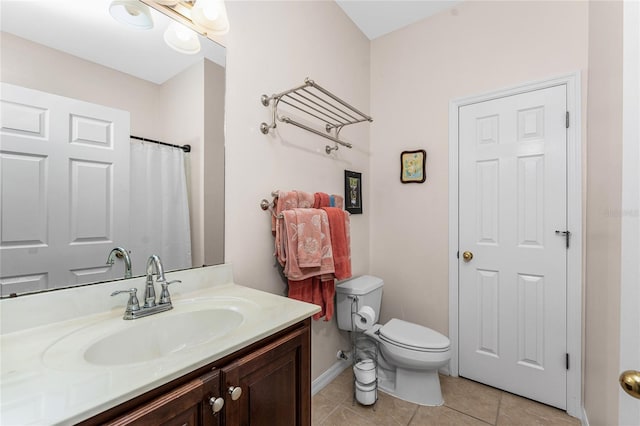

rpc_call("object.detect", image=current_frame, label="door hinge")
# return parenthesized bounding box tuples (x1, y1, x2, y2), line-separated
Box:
(566, 111, 570, 128)
(566, 353, 570, 370)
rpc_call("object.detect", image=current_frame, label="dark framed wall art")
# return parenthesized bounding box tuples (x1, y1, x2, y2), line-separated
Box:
(344, 170, 362, 214)
(400, 149, 426, 183)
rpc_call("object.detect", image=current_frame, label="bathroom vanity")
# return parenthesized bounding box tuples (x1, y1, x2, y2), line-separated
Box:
(84, 318, 310, 425)
(0, 265, 319, 425)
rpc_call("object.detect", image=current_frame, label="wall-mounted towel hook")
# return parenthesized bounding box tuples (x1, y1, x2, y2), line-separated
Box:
(325, 144, 339, 155)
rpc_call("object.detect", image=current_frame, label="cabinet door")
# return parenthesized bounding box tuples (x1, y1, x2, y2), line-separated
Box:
(104, 370, 222, 426)
(222, 325, 311, 426)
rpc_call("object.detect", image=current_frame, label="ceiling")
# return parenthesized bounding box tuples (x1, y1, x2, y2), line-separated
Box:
(336, 0, 463, 40)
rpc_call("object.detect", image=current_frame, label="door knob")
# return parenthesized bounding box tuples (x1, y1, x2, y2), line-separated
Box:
(619, 370, 640, 400)
(209, 396, 224, 414)
(228, 386, 242, 401)
(462, 251, 473, 262)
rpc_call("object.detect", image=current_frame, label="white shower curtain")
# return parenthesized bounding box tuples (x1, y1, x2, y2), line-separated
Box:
(129, 139, 192, 276)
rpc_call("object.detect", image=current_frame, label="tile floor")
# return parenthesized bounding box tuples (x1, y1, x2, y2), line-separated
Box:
(312, 368, 581, 425)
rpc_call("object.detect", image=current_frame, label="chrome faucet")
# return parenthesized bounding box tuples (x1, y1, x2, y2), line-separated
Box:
(144, 255, 165, 308)
(106, 247, 132, 279)
(112, 254, 180, 320)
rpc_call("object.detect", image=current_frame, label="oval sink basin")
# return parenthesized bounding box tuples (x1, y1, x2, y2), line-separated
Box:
(42, 296, 260, 370)
(84, 308, 243, 366)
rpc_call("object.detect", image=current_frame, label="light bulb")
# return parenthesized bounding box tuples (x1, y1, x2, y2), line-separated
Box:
(109, 0, 153, 30)
(198, 0, 220, 20)
(191, 0, 229, 34)
(163, 21, 201, 55)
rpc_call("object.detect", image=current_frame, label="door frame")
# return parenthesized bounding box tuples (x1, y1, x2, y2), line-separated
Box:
(619, 1, 640, 423)
(448, 73, 582, 418)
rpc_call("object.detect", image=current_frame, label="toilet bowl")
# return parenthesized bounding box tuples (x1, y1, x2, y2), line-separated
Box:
(365, 321, 451, 406)
(335, 276, 452, 406)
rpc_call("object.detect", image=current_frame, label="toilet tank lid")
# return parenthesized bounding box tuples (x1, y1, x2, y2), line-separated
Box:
(336, 275, 383, 295)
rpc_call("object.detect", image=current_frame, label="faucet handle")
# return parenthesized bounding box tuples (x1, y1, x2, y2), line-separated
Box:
(159, 280, 181, 305)
(111, 288, 141, 315)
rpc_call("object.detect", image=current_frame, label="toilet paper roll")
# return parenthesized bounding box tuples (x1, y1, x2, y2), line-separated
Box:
(355, 306, 375, 331)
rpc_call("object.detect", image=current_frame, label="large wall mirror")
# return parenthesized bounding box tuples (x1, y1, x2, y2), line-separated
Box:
(0, 0, 225, 297)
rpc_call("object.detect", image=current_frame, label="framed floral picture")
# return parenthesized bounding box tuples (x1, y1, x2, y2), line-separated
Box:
(400, 149, 426, 183)
(344, 170, 362, 214)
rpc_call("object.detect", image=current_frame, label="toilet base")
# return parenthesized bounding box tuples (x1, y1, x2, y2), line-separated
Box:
(378, 367, 444, 406)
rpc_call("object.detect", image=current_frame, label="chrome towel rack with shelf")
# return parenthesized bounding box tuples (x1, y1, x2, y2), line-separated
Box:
(260, 78, 373, 154)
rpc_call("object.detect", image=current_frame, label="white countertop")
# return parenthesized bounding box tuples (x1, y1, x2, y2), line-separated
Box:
(0, 264, 319, 425)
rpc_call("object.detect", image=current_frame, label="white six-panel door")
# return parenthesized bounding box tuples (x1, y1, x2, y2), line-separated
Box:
(0, 83, 130, 295)
(458, 85, 568, 409)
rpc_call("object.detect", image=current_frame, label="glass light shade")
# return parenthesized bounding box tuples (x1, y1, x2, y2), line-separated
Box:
(109, 0, 153, 30)
(191, 0, 229, 35)
(163, 21, 201, 55)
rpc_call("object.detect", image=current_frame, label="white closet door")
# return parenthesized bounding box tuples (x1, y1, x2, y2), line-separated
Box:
(458, 85, 568, 409)
(0, 83, 130, 295)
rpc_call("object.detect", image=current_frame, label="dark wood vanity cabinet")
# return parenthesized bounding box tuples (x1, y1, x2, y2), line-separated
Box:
(82, 319, 311, 426)
(104, 371, 222, 426)
(221, 323, 311, 426)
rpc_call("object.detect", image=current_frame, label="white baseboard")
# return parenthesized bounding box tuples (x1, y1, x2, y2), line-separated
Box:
(312, 360, 350, 396)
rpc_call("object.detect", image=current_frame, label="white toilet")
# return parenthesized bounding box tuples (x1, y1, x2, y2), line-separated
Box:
(336, 275, 451, 406)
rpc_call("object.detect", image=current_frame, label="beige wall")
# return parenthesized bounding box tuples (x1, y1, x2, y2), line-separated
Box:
(0, 32, 161, 138)
(160, 61, 207, 267)
(223, 1, 370, 380)
(584, 2, 623, 425)
(160, 59, 225, 268)
(203, 60, 226, 266)
(369, 1, 589, 336)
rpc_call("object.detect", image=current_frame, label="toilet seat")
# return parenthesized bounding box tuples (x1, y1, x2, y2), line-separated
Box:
(379, 319, 450, 352)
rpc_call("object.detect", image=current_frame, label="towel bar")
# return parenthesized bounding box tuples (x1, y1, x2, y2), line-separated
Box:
(260, 197, 350, 217)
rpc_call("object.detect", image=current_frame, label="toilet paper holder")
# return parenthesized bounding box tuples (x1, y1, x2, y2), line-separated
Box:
(353, 305, 375, 331)
(348, 296, 379, 406)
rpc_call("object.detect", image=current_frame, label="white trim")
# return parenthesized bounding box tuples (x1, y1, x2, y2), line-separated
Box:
(619, 1, 640, 424)
(311, 360, 350, 396)
(448, 72, 583, 418)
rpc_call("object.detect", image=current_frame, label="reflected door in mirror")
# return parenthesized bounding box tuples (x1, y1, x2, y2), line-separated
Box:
(0, 83, 130, 296)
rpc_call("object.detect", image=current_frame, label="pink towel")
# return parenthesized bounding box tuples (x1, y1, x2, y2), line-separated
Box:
(314, 192, 331, 208)
(295, 209, 323, 268)
(288, 276, 336, 321)
(288, 277, 317, 315)
(321, 207, 351, 280)
(296, 190, 314, 208)
(281, 209, 335, 281)
(331, 195, 344, 209)
(273, 191, 298, 266)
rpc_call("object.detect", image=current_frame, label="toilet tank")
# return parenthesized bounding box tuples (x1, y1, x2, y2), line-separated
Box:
(335, 275, 383, 331)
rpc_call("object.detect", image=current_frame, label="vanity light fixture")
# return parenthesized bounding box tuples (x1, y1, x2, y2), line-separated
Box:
(191, 0, 229, 35)
(163, 21, 201, 54)
(141, 0, 230, 38)
(109, 0, 154, 30)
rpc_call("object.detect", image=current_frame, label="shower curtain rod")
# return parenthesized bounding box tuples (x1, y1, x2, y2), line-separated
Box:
(130, 135, 191, 153)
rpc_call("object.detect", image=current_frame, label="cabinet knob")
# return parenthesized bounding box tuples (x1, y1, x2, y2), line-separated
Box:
(228, 386, 242, 401)
(209, 396, 224, 414)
